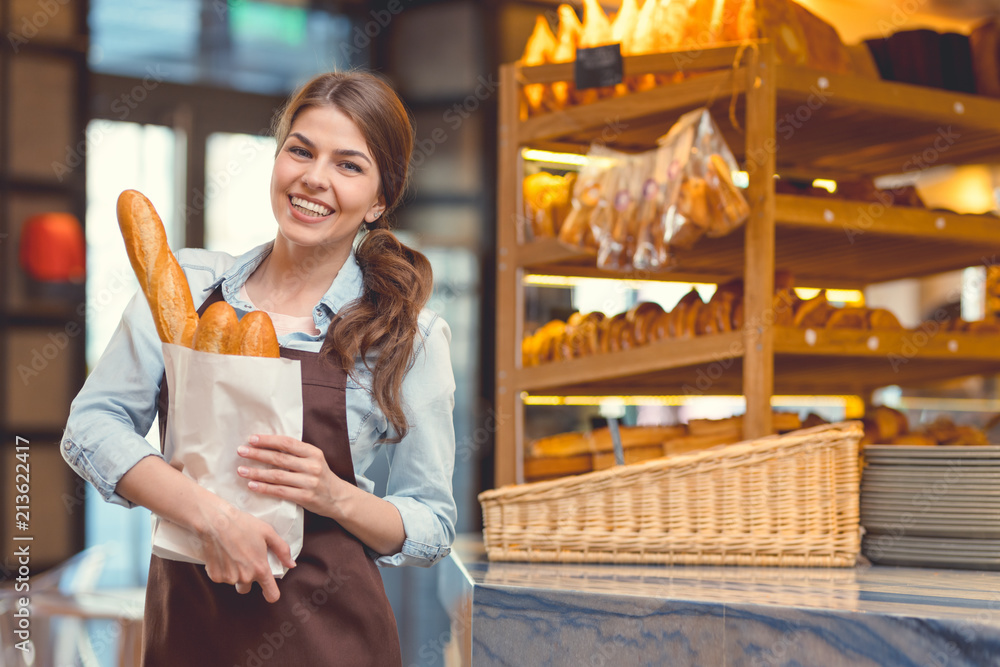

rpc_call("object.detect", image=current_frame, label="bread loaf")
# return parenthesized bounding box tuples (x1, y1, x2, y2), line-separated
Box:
(236, 311, 281, 358)
(193, 301, 240, 355)
(117, 190, 200, 347)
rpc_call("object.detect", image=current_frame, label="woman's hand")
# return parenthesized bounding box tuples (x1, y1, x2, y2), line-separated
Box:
(115, 455, 294, 603)
(196, 501, 296, 603)
(237, 434, 346, 518)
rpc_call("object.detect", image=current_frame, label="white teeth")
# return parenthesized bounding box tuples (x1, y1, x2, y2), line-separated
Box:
(290, 196, 332, 216)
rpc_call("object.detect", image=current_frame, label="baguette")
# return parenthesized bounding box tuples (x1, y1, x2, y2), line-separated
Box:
(193, 301, 240, 355)
(116, 190, 199, 347)
(236, 311, 281, 358)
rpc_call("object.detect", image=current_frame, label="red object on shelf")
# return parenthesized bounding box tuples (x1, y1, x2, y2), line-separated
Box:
(18, 212, 86, 283)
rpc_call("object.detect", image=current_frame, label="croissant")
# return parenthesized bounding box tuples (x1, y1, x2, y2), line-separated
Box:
(520, 16, 558, 117)
(611, 0, 640, 54)
(579, 0, 613, 48)
(610, 0, 640, 97)
(551, 5, 582, 110)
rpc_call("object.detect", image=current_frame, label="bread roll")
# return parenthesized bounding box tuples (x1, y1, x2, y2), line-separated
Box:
(695, 300, 719, 335)
(890, 433, 937, 447)
(117, 190, 199, 347)
(773, 290, 797, 327)
(867, 308, 903, 330)
(709, 280, 742, 333)
(826, 307, 869, 329)
(193, 301, 240, 355)
(793, 291, 833, 328)
(651, 308, 672, 340)
(236, 311, 281, 358)
(628, 302, 665, 345)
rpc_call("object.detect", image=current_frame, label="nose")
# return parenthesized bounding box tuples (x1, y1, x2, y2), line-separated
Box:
(301, 163, 328, 191)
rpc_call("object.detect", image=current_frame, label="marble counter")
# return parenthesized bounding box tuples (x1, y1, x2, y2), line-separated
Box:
(437, 534, 1000, 667)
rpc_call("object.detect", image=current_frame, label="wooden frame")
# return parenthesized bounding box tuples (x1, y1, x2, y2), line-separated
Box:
(494, 43, 1000, 487)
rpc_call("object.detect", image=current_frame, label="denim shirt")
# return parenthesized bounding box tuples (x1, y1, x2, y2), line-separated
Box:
(61, 241, 457, 568)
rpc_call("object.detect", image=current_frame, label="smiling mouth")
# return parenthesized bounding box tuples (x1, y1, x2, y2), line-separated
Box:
(289, 195, 333, 217)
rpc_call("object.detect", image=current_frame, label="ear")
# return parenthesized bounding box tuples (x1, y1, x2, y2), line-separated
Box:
(365, 197, 386, 224)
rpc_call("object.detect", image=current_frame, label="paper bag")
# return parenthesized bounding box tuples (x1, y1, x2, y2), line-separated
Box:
(153, 343, 304, 577)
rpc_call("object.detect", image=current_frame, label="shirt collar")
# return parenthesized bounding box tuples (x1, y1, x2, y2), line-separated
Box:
(208, 240, 364, 318)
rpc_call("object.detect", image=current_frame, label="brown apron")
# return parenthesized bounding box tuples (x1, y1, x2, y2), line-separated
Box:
(142, 287, 401, 666)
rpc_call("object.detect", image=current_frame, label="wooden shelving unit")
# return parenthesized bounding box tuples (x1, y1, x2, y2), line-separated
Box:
(494, 42, 1000, 487)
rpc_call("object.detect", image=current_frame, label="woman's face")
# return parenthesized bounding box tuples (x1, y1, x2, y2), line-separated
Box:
(270, 105, 384, 251)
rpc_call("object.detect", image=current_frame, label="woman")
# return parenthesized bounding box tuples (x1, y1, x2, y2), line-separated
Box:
(61, 71, 457, 665)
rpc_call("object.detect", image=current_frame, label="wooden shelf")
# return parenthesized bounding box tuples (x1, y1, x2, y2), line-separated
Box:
(518, 53, 1000, 177)
(517, 327, 1000, 397)
(494, 43, 1000, 486)
(519, 196, 1000, 288)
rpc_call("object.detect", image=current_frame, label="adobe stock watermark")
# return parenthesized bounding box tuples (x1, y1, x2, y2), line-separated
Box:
(52, 66, 166, 182)
(410, 74, 501, 170)
(455, 406, 509, 465)
(887, 251, 993, 372)
(744, 84, 832, 177)
(184, 128, 273, 222)
(6, 0, 72, 53)
(16, 267, 133, 386)
(843, 125, 959, 245)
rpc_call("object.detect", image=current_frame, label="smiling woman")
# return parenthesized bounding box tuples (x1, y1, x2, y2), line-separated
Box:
(61, 71, 457, 667)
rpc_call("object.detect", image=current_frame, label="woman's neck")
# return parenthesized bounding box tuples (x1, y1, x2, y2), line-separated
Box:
(246, 237, 352, 317)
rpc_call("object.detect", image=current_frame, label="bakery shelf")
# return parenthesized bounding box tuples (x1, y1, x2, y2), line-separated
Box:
(517, 51, 1000, 177)
(495, 41, 1000, 486)
(520, 195, 1000, 288)
(517, 328, 1000, 397)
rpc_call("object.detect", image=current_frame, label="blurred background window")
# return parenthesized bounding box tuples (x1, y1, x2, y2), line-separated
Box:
(89, 0, 358, 94)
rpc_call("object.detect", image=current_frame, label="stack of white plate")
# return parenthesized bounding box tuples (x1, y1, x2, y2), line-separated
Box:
(860, 445, 1000, 570)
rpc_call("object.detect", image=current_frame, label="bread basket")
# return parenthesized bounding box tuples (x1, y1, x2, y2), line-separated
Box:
(479, 421, 862, 567)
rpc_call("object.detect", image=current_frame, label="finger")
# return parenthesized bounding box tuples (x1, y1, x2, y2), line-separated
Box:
(258, 571, 281, 603)
(237, 446, 304, 472)
(248, 434, 308, 454)
(244, 478, 307, 504)
(235, 582, 252, 595)
(238, 465, 308, 488)
(265, 531, 297, 571)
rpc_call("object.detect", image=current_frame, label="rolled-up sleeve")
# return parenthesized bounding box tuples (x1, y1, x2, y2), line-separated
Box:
(377, 315, 458, 568)
(61, 287, 166, 508)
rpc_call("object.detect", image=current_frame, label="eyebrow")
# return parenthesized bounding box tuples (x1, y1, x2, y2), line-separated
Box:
(289, 132, 372, 166)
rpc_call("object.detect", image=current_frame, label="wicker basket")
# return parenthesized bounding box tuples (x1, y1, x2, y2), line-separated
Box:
(479, 421, 862, 567)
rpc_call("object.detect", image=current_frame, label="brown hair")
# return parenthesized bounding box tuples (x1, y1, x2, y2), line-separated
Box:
(273, 71, 433, 443)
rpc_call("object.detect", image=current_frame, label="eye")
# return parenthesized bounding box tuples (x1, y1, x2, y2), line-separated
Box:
(288, 145, 311, 158)
(341, 161, 363, 173)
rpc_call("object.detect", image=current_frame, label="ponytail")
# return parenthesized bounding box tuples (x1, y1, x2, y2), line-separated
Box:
(322, 228, 432, 442)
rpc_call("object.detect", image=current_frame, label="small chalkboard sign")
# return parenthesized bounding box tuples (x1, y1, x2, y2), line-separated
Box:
(574, 43, 624, 90)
